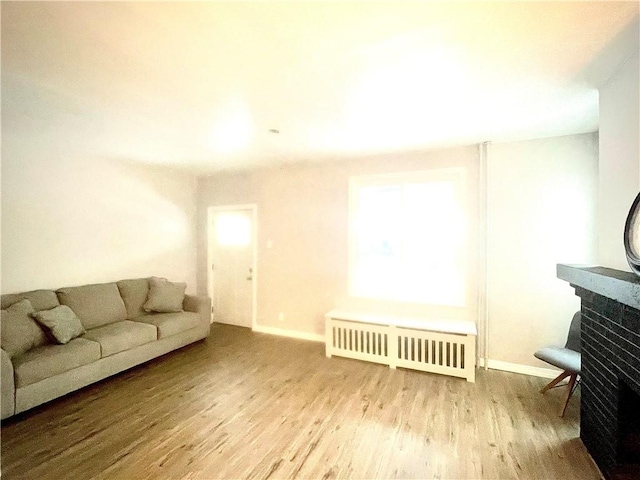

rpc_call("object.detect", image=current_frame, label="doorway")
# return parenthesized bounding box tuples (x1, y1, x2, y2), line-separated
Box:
(207, 205, 257, 328)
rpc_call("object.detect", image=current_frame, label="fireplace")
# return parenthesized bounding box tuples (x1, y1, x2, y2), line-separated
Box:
(619, 380, 640, 466)
(557, 265, 640, 480)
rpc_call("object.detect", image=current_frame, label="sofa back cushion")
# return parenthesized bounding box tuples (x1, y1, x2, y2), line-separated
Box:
(57, 283, 127, 329)
(1, 299, 48, 358)
(116, 278, 150, 319)
(1, 290, 59, 312)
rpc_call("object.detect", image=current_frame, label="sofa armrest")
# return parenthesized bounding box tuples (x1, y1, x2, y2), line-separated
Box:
(183, 294, 211, 326)
(1, 348, 15, 419)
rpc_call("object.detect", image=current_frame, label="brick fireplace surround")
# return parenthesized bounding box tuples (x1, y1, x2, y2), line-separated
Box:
(558, 265, 640, 480)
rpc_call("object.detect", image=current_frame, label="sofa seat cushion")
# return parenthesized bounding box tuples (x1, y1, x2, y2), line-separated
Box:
(134, 312, 201, 339)
(117, 278, 150, 319)
(13, 338, 101, 387)
(82, 321, 157, 357)
(57, 283, 127, 330)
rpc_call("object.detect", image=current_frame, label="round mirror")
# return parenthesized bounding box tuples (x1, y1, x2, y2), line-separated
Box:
(624, 193, 640, 276)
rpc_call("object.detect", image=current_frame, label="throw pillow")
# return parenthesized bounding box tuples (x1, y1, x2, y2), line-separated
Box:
(143, 277, 186, 313)
(31, 305, 85, 345)
(1, 299, 48, 358)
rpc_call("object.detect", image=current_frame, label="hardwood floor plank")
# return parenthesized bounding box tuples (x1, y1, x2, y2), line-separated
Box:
(1, 324, 599, 479)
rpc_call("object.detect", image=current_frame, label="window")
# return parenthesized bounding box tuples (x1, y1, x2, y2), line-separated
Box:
(349, 168, 469, 307)
(215, 213, 251, 247)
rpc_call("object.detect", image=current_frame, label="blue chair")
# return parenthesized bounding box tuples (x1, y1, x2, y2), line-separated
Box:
(534, 312, 581, 417)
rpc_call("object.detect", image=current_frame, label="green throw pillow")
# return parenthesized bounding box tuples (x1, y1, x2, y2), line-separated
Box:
(143, 277, 186, 313)
(31, 305, 85, 345)
(1, 299, 48, 358)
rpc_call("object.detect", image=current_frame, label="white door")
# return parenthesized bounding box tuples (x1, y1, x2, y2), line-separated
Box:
(208, 206, 255, 328)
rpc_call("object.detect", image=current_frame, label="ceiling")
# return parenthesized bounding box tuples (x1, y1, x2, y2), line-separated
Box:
(2, 1, 639, 174)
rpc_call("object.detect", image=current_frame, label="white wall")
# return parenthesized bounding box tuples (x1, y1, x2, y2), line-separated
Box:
(197, 147, 478, 337)
(487, 133, 598, 368)
(598, 49, 640, 270)
(1, 75, 198, 294)
(197, 133, 599, 370)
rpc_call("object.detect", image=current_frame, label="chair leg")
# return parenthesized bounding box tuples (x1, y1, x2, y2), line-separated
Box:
(559, 373, 578, 417)
(540, 370, 571, 394)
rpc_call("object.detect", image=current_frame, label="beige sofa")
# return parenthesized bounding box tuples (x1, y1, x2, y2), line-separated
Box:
(1, 278, 210, 420)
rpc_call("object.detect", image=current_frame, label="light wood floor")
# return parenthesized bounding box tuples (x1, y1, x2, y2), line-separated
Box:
(1, 324, 599, 480)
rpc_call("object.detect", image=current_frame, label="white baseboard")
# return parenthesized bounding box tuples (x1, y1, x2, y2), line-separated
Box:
(252, 324, 324, 343)
(250, 326, 561, 379)
(479, 358, 561, 379)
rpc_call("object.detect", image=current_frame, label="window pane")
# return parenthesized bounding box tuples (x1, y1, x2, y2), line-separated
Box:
(357, 185, 402, 257)
(353, 185, 402, 297)
(403, 181, 465, 306)
(350, 171, 467, 306)
(215, 214, 251, 247)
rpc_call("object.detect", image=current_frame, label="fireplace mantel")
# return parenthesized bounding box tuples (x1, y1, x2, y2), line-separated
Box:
(557, 264, 640, 310)
(557, 264, 640, 480)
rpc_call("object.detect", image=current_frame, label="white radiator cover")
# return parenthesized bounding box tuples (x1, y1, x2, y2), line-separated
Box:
(325, 310, 477, 382)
